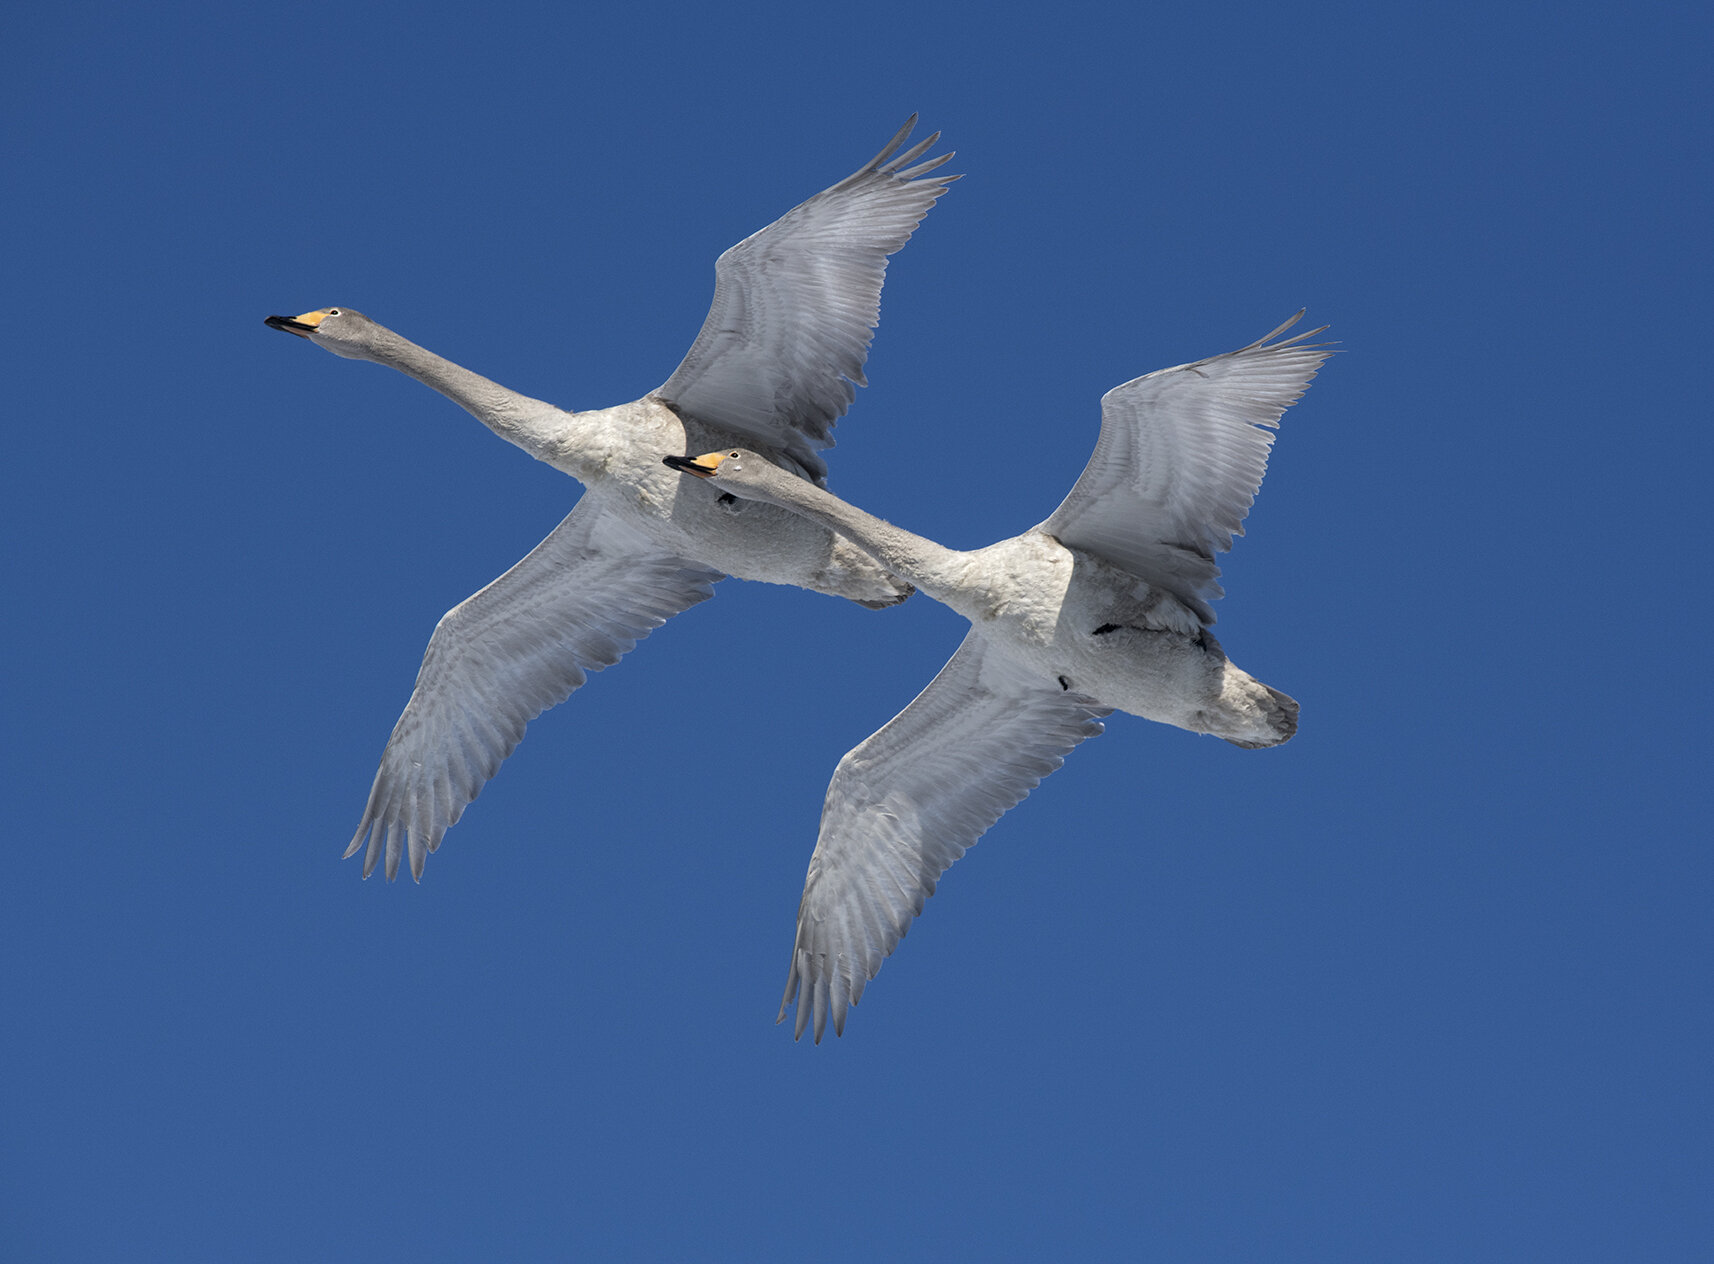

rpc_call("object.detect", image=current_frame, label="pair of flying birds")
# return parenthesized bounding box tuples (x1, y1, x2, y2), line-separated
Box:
(266, 117, 1333, 1042)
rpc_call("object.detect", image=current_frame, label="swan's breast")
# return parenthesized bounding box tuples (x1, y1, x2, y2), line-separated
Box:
(539, 399, 673, 488)
(961, 534, 1075, 643)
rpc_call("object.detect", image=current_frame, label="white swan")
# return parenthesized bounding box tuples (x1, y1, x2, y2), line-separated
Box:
(666, 314, 1334, 1040)
(266, 118, 955, 881)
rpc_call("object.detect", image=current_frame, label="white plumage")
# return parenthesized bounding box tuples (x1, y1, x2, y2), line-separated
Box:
(667, 314, 1334, 1040)
(267, 118, 955, 880)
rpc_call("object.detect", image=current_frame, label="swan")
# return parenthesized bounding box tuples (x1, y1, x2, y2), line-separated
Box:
(266, 118, 955, 881)
(665, 313, 1334, 1040)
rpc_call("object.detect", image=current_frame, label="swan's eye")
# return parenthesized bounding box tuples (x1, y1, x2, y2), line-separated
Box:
(729, 451, 740, 459)
(327, 308, 342, 316)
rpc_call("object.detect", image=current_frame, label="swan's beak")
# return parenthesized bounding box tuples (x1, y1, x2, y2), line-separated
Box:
(264, 309, 329, 338)
(663, 453, 723, 478)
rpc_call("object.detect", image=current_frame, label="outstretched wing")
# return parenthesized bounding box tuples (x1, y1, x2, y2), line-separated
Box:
(1039, 313, 1334, 623)
(780, 631, 1111, 1042)
(347, 499, 722, 881)
(655, 116, 957, 485)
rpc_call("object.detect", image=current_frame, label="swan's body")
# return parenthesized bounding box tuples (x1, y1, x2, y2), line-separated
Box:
(668, 314, 1333, 1040)
(266, 119, 954, 881)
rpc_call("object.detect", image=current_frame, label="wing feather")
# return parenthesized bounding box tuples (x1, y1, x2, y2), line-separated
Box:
(346, 499, 722, 880)
(656, 117, 957, 484)
(780, 632, 1111, 1041)
(1039, 313, 1334, 623)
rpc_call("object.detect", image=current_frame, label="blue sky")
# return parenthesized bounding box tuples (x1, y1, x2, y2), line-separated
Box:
(4, 2, 1709, 1259)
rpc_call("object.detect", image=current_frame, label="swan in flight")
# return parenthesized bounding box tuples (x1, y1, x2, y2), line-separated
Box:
(266, 118, 955, 881)
(666, 314, 1334, 1040)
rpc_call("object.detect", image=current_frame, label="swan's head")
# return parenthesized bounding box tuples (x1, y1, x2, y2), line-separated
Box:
(263, 307, 382, 361)
(663, 448, 790, 504)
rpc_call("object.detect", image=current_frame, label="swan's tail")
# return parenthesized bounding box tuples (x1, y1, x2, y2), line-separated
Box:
(1219, 674, 1299, 750)
(818, 536, 915, 608)
(854, 581, 915, 610)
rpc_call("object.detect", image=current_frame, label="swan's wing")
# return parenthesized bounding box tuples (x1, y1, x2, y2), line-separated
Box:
(780, 631, 1111, 1042)
(1038, 313, 1335, 624)
(655, 116, 956, 485)
(347, 499, 722, 881)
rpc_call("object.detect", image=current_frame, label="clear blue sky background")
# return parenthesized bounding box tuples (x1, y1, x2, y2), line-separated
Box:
(4, 3, 1708, 1260)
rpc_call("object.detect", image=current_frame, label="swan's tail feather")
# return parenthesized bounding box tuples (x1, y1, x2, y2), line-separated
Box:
(1221, 681, 1298, 749)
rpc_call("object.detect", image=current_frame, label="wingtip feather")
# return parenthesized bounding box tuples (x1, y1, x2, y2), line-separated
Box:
(866, 115, 919, 172)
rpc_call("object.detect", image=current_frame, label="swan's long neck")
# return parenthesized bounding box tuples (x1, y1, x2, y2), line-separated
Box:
(755, 474, 971, 608)
(359, 324, 580, 468)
